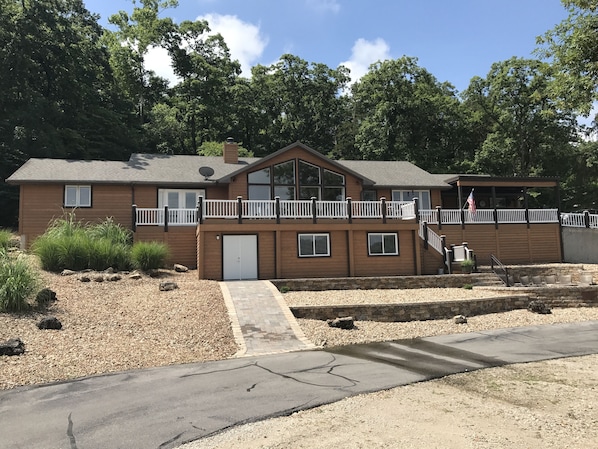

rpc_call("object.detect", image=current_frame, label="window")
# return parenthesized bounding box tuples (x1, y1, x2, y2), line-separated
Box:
(368, 233, 399, 256)
(362, 190, 377, 201)
(392, 190, 430, 209)
(158, 189, 205, 208)
(298, 233, 330, 257)
(64, 185, 91, 207)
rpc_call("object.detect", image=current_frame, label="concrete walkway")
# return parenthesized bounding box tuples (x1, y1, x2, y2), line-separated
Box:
(220, 280, 314, 356)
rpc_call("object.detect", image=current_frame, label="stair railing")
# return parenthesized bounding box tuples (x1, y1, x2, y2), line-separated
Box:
(490, 254, 511, 287)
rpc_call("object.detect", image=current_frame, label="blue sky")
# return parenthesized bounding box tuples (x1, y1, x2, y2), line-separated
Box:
(84, 0, 570, 93)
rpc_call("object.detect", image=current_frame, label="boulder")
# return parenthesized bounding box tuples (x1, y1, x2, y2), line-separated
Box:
(106, 274, 122, 282)
(159, 282, 178, 291)
(80, 275, 91, 282)
(453, 315, 468, 324)
(35, 288, 57, 307)
(174, 264, 189, 273)
(61, 269, 76, 276)
(327, 316, 355, 329)
(0, 338, 25, 356)
(104, 267, 115, 274)
(129, 271, 143, 280)
(93, 275, 105, 282)
(37, 316, 63, 330)
(528, 300, 552, 314)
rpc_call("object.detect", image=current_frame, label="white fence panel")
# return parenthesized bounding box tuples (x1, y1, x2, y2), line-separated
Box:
(168, 208, 197, 225)
(136, 208, 164, 225)
(316, 201, 348, 218)
(280, 200, 312, 218)
(497, 209, 526, 223)
(242, 200, 276, 218)
(529, 209, 559, 223)
(352, 201, 381, 218)
(463, 209, 494, 224)
(204, 200, 238, 218)
(440, 209, 462, 224)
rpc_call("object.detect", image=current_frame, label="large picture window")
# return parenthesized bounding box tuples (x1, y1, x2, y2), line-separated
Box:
(64, 185, 91, 207)
(298, 233, 330, 257)
(248, 159, 345, 201)
(368, 233, 399, 256)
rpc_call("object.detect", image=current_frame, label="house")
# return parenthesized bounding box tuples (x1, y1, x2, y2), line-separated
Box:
(6, 141, 564, 280)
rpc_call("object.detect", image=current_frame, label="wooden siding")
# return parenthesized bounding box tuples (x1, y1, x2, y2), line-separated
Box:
(19, 184, 133, 248)
(197, 221, 420, 280)
(132, 185, 158, 207)
(427, 223, 562, 265)
(134, 226, 197, 268)
(420, 242, 445, 275)
(352, 229, 417, 277)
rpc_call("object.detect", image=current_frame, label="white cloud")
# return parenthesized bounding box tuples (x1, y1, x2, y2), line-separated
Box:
(305, 0, 341, 14)
(143, 14, 267, 85)
(341, 38, 392, 84)
(145, 45, 180, 86)
(198, 13, 268, 76)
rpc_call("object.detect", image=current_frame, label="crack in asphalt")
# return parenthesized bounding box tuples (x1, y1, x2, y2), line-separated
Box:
(66, 412, 78, 449)
(158, 431, 185, 449)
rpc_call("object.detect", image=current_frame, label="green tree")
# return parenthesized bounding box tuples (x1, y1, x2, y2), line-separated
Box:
(248, 54, 350, 156)
(462, 58, 578, 177)
(536, 0, 598, 124)
(351, 56, 468, 172)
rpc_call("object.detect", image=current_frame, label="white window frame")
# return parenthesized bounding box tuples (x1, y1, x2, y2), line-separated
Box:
(392, 190, 430, 209)
(367, 232, 399, 256)
(158, 189, 205, 209)
(64, 185, 91, 207)
(298, 233, 330, 257)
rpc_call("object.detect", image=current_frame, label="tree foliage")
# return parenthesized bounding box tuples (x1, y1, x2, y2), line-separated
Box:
(536, 0, 598, 123)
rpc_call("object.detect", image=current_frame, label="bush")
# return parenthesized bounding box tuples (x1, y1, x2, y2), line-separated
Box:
(86, 217, 132, 246)
(131, 241, 169, 271)
(0, 229, 12, 250)
(88, 239, 131, 271)
(0, 252, 39, 312)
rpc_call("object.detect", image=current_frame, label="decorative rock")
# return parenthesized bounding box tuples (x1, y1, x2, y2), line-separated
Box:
(61, 269, 76, 276)
(129, 271, 142, 280)
(35, 288, 57, 306)
(0, 338, 25, 356)
(148, 269, 162, 278)
(93, 275, 105, 282)
(106, 274, 122, 282)
(327, 316, 355, 330)
(174, 264, 189, 273)
(104, 267, 115, 274)
(453, 315, 468, 324)
(159, 282, 178, 291)
(528, 300, 552, 314)
(80, 275, 91, 282)
(37, 316, 63, 330)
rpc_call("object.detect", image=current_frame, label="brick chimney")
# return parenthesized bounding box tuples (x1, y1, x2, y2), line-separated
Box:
(223, 137, 238, 164)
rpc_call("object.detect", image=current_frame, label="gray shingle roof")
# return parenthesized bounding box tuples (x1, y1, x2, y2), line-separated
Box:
(6, 152, 450, 189)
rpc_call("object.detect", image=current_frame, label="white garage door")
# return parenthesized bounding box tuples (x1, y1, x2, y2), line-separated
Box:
(223, 235, 258, 280)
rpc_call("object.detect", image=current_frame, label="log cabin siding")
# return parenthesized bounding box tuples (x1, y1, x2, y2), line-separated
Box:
(352, 229, 417, 277)
(19, 184, 133, 248)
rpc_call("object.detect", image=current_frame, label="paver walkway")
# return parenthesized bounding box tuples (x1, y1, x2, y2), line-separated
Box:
(221, 280, 315, 356)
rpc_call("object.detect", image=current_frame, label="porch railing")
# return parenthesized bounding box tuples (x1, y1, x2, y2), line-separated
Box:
(133, 200, 594, 228)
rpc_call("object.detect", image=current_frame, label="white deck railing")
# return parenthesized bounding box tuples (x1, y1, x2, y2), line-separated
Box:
(135, 201, 587, 227)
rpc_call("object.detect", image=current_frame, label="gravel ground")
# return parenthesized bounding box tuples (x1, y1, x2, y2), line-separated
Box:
(0, 268, 237, 390)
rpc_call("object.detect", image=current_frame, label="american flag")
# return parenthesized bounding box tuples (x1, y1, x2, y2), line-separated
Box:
(467, 190, 476, 214)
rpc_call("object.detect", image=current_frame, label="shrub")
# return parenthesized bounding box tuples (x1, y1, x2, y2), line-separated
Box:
(0, 252, 39, 312)
(131, 241, 169, 271)
(87, 217, 132, 246)
(0, 229, 13, 250)
(279, 286, 290, 293)
(88, 239, 131, 271)
(462, 283, 473, 290)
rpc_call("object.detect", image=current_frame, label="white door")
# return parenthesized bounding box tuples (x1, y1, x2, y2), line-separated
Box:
(223, 235, 258, 280)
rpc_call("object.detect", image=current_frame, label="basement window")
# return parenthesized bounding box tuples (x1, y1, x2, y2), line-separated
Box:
(298, 233, 330, 257)
(368, 233, 399, 256)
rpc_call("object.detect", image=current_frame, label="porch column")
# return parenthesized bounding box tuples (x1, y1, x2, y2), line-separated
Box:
(132, 204, 137, 232)
(523, 187, 530, 228)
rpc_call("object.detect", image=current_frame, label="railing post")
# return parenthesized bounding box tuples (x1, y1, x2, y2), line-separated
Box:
(493, 207, 498, 229)
(413, 197, 419, 223)
(460, 208, 465, 229)
(423, 221, 429, 249)
(525, 207, 530, 228)
(436, 206, 442, 230)
(584, 210, 590, 228)
(347, 197, 352, 224)
(441, 235, 451, 274)
(275, 196, 281, 224)
(197, 196, 203, 224)
(132, 204, 137, 232)
(237, 196, 243, 224)
(311, 197, 317, 224)
(164, 206, 169, 232)
(381, 197, 387, 224)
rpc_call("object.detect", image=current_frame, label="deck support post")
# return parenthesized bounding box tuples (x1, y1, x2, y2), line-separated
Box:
(311, 197, 317, 224)
(347, 197, 352, 223)
(164, 206, 169, 232)
(275, 197, 281, 224)
(132, 204, 137, 232)
(237, 196, 243, 224)
(381, 197, 387, 224)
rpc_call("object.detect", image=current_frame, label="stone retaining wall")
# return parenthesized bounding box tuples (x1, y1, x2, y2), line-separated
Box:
(271, 274, 474, 291)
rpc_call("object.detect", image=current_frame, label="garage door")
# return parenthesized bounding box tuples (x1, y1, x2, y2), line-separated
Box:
(223, 235, 258, 280)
